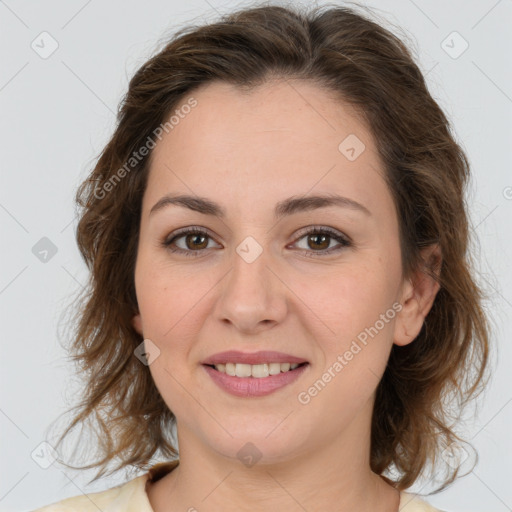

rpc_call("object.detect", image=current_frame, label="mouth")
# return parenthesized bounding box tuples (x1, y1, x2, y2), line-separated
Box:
(201, 352, 310, 397)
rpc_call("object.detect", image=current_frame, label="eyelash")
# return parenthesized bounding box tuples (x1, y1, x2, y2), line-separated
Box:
(161, 225, 352, 258)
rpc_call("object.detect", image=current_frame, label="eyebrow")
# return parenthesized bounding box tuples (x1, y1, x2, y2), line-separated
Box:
(149, 193, 372, 219)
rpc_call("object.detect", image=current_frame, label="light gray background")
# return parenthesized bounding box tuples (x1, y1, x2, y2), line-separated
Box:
(1, 0, 511, 511)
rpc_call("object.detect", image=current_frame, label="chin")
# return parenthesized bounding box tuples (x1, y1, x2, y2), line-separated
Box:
(201, 417, 313, 465)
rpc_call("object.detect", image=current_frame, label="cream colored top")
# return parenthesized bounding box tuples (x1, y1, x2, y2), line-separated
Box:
(31, 461, 446, 511)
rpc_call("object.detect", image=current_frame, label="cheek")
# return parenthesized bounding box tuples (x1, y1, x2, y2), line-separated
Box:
(297, 263, 400, 409)
(295, 264, 399, 422)
(297, 260, 399, 344)
(134, 254, 217, 396)
(135, 249, 211, 340)
(134, 258, 204, 411)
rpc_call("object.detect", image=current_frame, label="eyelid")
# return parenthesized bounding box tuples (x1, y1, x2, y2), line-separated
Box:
(165, 226, 218, 243)
(292, 225, 352, 244)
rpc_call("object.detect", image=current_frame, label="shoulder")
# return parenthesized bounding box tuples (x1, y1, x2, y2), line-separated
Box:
(400, 491, 448, 512)
(30, 473, 152, 512)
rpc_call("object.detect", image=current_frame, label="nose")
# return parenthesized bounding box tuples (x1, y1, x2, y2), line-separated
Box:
(213, 244, 288, 335)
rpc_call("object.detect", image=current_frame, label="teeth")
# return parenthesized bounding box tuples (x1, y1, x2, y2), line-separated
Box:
(235, 363, 252, 378)
(213, 362, 301, 377)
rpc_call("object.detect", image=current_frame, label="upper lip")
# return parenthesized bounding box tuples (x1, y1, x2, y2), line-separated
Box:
(202, 350, 308, 365)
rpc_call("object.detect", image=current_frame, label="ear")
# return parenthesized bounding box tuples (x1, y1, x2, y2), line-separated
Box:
(394, 243, 442, 347)
(132, 313, 143, 336)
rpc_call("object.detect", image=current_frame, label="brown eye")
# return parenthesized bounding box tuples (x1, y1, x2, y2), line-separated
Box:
(163, 227, 220, 257)
(162, 226, 351, 258)
(184, 232, 209, 250)
(307, 233, 331, 250)
(292, 226, 352, 257)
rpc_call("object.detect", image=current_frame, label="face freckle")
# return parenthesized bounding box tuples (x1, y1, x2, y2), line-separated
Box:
(132, 77, 407, 462)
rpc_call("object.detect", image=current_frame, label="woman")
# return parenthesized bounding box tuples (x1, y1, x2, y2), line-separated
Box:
(33, 3, 489, 511)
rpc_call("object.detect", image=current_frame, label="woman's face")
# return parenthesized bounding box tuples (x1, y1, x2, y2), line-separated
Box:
(132, 79, 424, 464)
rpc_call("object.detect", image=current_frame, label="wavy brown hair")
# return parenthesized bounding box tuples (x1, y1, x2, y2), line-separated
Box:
(49, 1, 491, 492)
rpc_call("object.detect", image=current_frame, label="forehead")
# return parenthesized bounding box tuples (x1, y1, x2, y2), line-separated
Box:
(160, 78, 372, 151)
(144, 78, 392, 221)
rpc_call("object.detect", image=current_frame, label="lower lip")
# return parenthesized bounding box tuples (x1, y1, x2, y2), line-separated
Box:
(202, 364, 309, 397)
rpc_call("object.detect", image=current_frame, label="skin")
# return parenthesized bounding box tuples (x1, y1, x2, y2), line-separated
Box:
(131, 78, 441, 512)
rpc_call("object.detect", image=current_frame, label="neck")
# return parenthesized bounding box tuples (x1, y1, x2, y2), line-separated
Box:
(146, 403, 399, 511)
